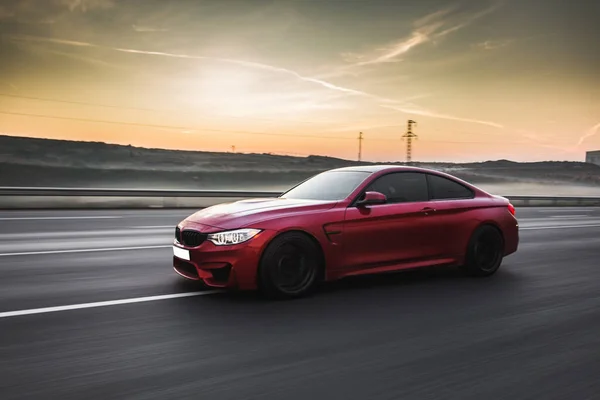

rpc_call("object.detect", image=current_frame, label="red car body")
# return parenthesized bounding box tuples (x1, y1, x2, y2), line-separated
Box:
(173, 166, 519, 292)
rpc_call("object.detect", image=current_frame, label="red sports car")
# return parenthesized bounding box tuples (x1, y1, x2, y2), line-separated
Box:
(173, 166, 519, 298)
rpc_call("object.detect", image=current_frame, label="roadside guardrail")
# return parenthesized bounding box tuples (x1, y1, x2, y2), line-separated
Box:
(0, 187, 599, 209)
(0, 187, 279, 209)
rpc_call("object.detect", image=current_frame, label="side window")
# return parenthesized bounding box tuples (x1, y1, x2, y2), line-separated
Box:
(427, 174, 473, 200)
(366, 172, 428, 204)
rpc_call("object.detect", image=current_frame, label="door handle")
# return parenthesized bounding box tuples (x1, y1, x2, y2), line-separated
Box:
(421, 207, 436, 215)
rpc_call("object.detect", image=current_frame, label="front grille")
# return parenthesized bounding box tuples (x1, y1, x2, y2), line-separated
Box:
(175, 227, 182, 243)
(181, 230, 207, 247)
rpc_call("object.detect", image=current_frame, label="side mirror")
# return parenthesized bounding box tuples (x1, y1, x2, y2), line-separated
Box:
(357, 191, 387, 207)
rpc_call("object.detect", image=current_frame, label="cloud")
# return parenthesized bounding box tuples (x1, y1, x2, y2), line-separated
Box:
(6, 34, 396, 103)
(6, 35, 127, 70)
(42, 48, 124, 69)
(0, 0, 112, 24)
(58, 0, 115, 12)
(108, 49, 430, 107)
(433, 3, 500, 38)
(3, 82, 19, 92)
(341, 3, 502, 69)
(132, 25, 169, 33)
(354, 32, 430, 67)
(382, 105, 504, 128)
(516, 130, 575, 152)
(7, 34, 509, 130)
(11, 35, 94, 47)
(0, 5, 15, 20)
(474, 39, 513, 50)
(114, 46, 375, 97)
(413, 6, 458, 28)
(577, 122, 600, 146)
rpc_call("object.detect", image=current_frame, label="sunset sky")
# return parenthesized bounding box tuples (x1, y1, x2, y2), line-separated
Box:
(0, 0, 598, 162)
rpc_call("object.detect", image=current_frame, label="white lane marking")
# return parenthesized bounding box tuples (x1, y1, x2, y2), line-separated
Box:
(0, 245, 171, 257)
(516, 217, 600, 222)
(549, 215, 588, 219)
(131, 225, 174, 229)
(0, 216, 122, 221)
(132, 213, 195, 217)
(521, 224, 600, 230)
(536, 209, 599, 213)
(0, 291, 221, 319)
(0, 222, 597, 256)
(0, 229, 172, 241)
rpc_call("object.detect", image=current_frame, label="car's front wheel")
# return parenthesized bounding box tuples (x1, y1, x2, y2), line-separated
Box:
(462, 225, 504, 277)
(258, 232, 321, 299)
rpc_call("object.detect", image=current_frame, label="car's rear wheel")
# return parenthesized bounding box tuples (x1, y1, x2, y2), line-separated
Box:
(463, 225, 504, 277)
(258, 232, 321, 299)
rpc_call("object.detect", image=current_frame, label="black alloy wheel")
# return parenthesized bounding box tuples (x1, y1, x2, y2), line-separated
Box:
(258, 232, 321, 299)
(463, 225, 504, 277)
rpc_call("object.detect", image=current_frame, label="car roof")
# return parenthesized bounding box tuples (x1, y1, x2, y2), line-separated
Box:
(327, 165, 434, 173)
(326, 164, 486, 196)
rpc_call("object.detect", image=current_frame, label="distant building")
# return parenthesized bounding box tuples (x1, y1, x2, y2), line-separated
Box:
(586, 150, 600, 166)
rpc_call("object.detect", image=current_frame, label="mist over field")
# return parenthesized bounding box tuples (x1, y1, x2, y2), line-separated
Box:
(2, 135, 600, 196)
(470, 183, 600, 197)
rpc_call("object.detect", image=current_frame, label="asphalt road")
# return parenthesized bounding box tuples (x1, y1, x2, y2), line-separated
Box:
(1, 207, 600, 399)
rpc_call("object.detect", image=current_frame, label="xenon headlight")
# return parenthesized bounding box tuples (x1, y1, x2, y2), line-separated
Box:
(207, 228, 262, 246)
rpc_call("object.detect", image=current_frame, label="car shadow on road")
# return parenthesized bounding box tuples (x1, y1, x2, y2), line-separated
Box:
(192, 263, 523, 305)
(171, 278, 214, 293)
(320, 264, 521, 295)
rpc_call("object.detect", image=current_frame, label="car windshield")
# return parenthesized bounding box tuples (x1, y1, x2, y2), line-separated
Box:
(281, 171, 371, 201)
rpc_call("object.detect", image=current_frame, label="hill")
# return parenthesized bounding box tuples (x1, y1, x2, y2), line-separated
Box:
(1, 135, 600, 194)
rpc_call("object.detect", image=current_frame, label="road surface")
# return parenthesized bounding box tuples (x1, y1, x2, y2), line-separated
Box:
(1, 207, 600, 399)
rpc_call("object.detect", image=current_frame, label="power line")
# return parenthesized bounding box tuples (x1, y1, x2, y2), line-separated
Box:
(0, 93, 153, 112)
(0, 93, 332, 125)
(0, 110, 191, 130)
(0, 93, 538, 147)
(0, 110, 354, 140)
(0, 93, 525, 142)
(0, 110, 529, 146)
(397, 139, 528, 145)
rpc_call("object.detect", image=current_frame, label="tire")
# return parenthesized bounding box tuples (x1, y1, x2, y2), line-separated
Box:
(462, 225, 504, 277)
(258, 232, 322, 299)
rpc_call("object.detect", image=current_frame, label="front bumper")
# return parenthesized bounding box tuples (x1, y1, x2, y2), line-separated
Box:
(172, 229, 276, 290)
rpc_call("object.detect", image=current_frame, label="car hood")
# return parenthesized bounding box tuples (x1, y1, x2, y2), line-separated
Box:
(183, 197, 337, 230)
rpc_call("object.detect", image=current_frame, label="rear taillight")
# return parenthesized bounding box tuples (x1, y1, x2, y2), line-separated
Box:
(508, 203, 515, 216)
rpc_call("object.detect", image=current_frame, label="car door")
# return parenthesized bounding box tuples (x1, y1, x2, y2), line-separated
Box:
(342, 172, 442, 272)
(425, 173, 477, 258)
